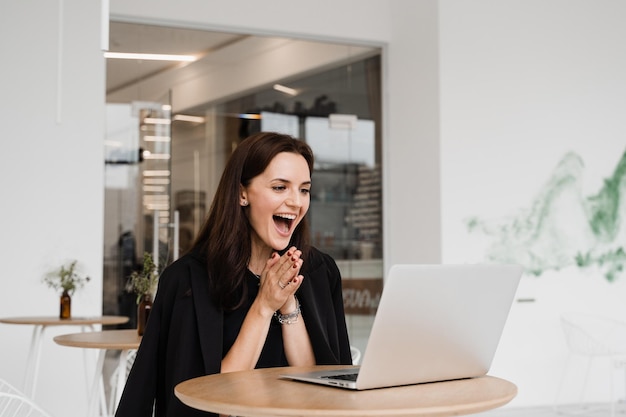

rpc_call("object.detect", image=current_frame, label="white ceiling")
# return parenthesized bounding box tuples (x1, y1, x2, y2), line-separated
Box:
(106, 21, 380, 113)
(106, 21, 246, 95)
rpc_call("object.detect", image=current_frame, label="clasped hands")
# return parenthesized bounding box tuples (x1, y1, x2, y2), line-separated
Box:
(256, 246, 303, 316)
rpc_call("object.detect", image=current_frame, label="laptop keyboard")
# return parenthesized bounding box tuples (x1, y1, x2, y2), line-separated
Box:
(322, 372, 359, 382)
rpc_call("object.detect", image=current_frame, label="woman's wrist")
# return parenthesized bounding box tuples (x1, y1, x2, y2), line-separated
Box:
(250, 298, 277, 320)
(279, 295, 298, 314)
(275, 295, 301, 325)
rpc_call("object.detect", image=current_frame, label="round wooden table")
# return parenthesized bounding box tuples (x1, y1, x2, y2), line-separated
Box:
(54, 328, 141, 350)
(0, 316, 129, 327)
(0, 315, 128, 398)
(175, 365, 517, 417)
(54, 329, 142, 417)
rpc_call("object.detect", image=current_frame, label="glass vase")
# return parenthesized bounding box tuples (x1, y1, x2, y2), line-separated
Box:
(60, 290, 71, 319)
(137, 293, 153, 336)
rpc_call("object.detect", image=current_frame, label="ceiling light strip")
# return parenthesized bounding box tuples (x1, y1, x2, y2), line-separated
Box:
(142, 154, 171, 160)
(104, 52, 197, 62)
(144, 178, 170, 185)
(143, 118, 171, 125)
(143, 170, 171, 177)
(273, 84, 298, 96)
(143, 136, 171, 142)
(143, 185, 167, 193)
(173, 114, 206, 123)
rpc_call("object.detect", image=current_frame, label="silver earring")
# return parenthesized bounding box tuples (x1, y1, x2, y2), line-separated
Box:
(242, 200, 248, 206)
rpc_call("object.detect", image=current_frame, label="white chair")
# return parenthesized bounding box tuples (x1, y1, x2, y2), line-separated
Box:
(555, 312, 626, 416)
(0, 378, 24, 395)
(350, 346, 362, 365)
(0, 392, 53, 417)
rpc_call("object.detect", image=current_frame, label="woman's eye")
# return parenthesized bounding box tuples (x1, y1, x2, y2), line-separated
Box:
(272, 185, 286, 191)
(301, 188, 311, 195)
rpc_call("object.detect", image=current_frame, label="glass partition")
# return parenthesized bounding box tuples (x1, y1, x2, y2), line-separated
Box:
(104, 22, 382, 351)
(103, 98, 174, 328)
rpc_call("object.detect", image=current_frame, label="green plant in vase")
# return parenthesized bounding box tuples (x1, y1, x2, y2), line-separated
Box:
(43, 260, 90, 319)
(127, 252, 159, 335)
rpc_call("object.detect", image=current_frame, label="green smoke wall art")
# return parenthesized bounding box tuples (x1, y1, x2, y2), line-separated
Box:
(465, 149, 626, 282)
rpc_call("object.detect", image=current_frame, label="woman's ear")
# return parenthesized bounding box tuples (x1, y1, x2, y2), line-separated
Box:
(239, 185, 249, 207)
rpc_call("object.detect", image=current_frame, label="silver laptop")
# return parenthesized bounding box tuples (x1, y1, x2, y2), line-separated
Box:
(281, 263, 523, 390)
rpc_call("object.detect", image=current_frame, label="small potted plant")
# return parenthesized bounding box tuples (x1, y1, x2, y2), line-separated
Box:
(127, 252, 159, 335)
(43, 260, 90, 319)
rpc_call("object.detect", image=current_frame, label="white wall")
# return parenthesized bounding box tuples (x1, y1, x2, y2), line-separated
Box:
(0, 1, 105, 416)
(440, 0, 626, 407)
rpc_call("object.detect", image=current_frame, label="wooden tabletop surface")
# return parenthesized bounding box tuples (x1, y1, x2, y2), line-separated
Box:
(53, 329, 141, 350)
(0, 315, 129, 326)
(175, 365, 517, 417)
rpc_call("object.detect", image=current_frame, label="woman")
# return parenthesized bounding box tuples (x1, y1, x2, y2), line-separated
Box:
(115, 132, 352, 417)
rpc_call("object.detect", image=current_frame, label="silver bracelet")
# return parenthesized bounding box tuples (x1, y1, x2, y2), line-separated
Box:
(274, 295, 301, 325)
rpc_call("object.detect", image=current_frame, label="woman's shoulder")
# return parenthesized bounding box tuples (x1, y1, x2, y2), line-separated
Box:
(303, 247, 340, 276)
(159, 251, 207, 283)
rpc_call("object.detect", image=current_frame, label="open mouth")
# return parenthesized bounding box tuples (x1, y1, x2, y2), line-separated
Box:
(273, 213, 296, 234)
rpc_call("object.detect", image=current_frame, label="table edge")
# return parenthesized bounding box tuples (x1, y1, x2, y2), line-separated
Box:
(53, 329, 141, 350)
(175, 367, 518, 417)
(0, 315, 129, 325)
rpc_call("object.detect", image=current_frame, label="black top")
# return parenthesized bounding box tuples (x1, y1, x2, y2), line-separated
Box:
(222, 270, 288, 368)
(115, 247, 352, 417)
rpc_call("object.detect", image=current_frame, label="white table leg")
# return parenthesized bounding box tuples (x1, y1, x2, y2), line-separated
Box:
(114, 350, 129, 411)
(23, 324, 45, 398)
(23, 323, 99, 400)
(81, 325, 97, 390)
(88, 349, 106, 417)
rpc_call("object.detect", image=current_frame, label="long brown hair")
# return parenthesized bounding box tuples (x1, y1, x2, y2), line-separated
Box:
(191, 132, 314, 309)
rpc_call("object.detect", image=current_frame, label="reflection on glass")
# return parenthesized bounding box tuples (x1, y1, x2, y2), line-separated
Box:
(104, 48, 383, 351)
(103, 101, 172, 329)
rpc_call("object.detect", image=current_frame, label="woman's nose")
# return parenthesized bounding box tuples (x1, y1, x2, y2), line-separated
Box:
(286, 191, 302, 207)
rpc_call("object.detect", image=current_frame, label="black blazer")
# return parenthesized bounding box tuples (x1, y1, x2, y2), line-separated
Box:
(115, 248, 352, 417)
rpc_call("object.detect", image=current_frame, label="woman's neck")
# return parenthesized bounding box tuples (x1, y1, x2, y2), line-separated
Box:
(248, 242, 273, 275)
